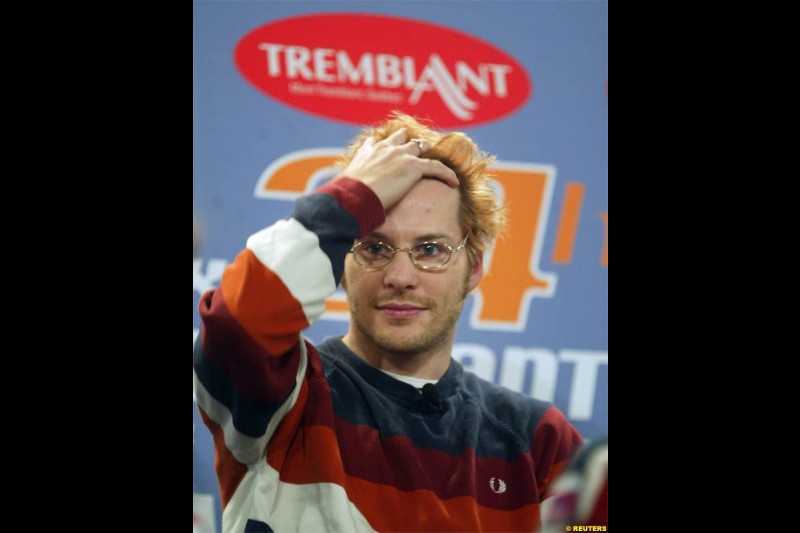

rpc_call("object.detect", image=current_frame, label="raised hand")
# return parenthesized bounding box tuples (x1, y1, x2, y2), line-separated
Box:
(340, 127, 459, 210)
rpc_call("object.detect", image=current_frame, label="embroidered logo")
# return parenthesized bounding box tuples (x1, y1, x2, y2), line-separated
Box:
(489, 477, 507, 494)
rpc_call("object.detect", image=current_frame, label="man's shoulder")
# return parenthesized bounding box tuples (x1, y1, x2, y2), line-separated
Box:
(314, 335, 372, 382)
(315, 335, 342, 356)
(460, 369, 554, 419)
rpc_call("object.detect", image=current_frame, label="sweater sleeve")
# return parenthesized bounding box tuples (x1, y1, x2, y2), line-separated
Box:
(193, 177, 384, 468)
(531, 406, 584, 501)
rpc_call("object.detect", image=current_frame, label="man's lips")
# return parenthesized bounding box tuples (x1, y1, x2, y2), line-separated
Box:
(376, 302, 426, 319)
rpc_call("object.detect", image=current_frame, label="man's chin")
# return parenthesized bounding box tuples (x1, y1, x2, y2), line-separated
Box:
(370, 329, 430, 355)
(375, 340, 429, 356)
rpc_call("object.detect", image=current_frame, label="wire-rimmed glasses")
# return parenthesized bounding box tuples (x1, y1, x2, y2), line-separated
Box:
(349, 235, 469, 271)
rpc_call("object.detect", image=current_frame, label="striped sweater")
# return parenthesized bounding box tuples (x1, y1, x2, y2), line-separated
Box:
(193, 177, 582, 532)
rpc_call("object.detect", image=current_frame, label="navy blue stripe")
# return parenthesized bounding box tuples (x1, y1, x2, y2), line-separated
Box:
(293, 192, 360, 283)
(244, 519, 273, 532)
(318, 336, 552, 461)
(193, 332, 298, 438)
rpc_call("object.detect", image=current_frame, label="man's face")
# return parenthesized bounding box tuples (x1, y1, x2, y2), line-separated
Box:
(342, 179, 483, 357)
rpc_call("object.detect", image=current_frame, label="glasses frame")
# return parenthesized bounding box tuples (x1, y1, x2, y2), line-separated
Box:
(349, 234, 469, 271)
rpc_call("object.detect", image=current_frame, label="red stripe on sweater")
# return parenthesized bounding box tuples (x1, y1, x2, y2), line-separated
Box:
(530, 406, 583, 499)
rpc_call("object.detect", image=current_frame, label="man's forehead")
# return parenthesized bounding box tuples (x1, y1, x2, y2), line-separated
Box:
(392, 179, 460, 208)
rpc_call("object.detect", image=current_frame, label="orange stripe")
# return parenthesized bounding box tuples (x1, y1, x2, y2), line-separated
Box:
(552, 182, 585, 264)
(262, 155, 338, 193)
(347, 475, 539, 532)
(197, 406, 249, 508)
(324, 299, 350, 313)
(220, 250, 310, 356)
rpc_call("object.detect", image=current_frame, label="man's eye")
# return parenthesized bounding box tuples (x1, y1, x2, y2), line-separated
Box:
(364, 243, 389, 255)
(417, 243, 444, 257)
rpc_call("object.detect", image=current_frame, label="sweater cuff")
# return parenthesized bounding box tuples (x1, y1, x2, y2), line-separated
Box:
(315, 177, 385, 236)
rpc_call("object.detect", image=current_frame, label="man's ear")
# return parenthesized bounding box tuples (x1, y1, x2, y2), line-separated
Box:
(467, 252, 484, 292)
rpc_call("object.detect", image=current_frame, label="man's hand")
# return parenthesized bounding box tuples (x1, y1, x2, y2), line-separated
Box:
(340, 127, 459, 210)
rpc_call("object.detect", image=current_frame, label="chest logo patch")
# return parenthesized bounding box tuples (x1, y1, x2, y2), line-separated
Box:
(489, 477, 507, 494)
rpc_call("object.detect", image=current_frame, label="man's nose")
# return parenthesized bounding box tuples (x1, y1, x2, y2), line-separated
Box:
(383, 250, 419, 290)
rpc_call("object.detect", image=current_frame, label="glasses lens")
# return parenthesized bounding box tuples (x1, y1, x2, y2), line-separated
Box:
(355, 242, 393, 268)
(412, 242, 451, 268)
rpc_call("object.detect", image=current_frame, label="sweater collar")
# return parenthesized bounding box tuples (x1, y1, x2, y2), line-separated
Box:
(318, 335, 462, 402)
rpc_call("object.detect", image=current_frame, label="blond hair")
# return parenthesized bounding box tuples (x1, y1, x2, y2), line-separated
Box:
(337, 112, 507, 266)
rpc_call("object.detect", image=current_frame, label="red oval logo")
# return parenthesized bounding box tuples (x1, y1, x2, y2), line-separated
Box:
(234, 14, 532, 127)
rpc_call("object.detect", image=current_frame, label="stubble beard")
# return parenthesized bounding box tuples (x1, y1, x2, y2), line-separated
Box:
(348, 279, 470, 358)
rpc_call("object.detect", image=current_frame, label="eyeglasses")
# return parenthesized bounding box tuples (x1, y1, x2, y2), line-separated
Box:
(349, 235, 469, 271)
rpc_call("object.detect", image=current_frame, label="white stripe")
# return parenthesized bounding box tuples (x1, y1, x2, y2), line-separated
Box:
(193, 336, 309, 466)
(223, 460, 376, 533)
(247, 218, 336, 324)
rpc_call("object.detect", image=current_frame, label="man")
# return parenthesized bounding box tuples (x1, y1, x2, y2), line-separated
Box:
(194, 113, 582, 532)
